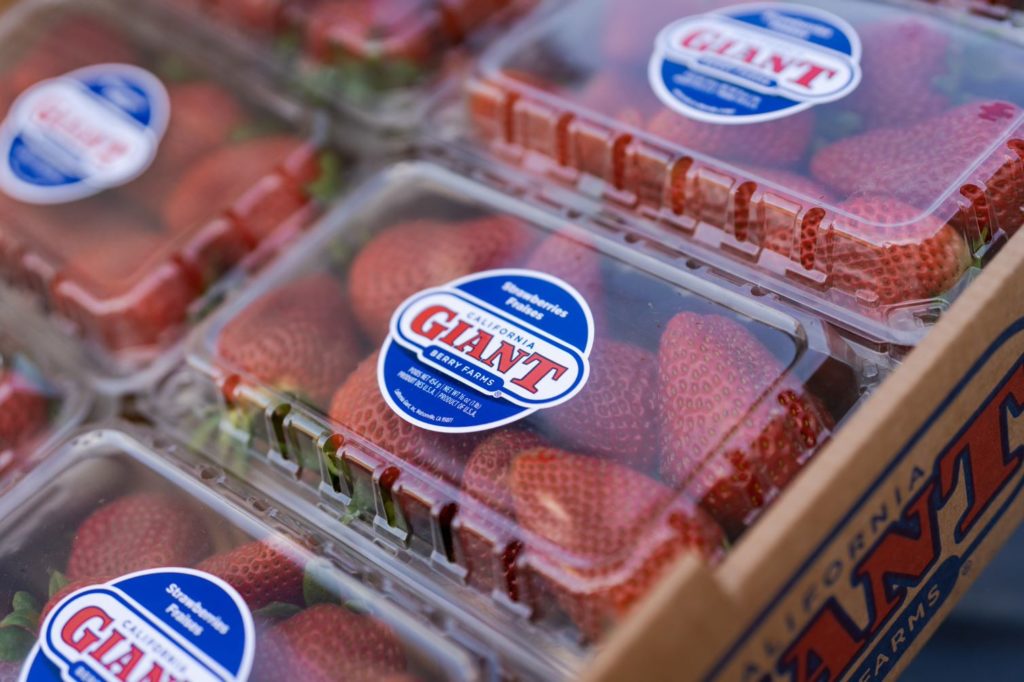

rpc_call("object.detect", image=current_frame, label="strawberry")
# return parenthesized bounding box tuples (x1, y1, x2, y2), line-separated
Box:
(457, 428, 543, 594)
(348, 216, 533, 342)
(510, 447, 724, 640)
(578, 69, 660, 127)
(0, 369, 48, 464)
(66, 493, 211, 581)
(162, 135, 316, 241)
(216, 274, 363, 408)
(810, 101, 1022, 221)
(648, 109, 815, 167)
(328, 352, 477, 484)
(126, 81, 246, 210)
(824, 195, 971, 306)
(739, 168, 833, 259)
(539, 339, 657, 471)
(658, 313, 829, 536)
(196, 540, 304, 611)
(845, 19, 951, 129)
(744, 167, 833, 205)
(303, 0, 434, 64)
(461, 428, 544, 517)
(524, 231, 605, 330)
(252, 604, 406, 682)
(210, 0, 286, 33)
(601, 0, 674, 62)
(56, 226, 198, 351)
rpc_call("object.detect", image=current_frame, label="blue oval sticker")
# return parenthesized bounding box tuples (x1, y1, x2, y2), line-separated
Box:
(20, 569, 254, 682)
(648, 3, 862, 125)
(379, 269, 594, 433)
(0, 63, 169, 204)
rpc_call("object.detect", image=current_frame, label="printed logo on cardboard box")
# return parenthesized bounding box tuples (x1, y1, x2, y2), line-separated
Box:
(379, 268, 594, 433)
(0, 64, 169, 204)
(21, 568, 254, 682)
(710, 318, 1024, 681)
(649, 3, 862, 125)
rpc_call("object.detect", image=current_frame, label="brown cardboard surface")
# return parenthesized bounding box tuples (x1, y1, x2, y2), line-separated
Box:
(584, 229, 1024, 682)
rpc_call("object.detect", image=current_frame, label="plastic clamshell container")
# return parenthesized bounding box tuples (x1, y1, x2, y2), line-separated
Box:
(464, 0, 1024, 345)
(152, 0, 536, 133)
(0, 0, 339, 381)
(0, 298, 89, 495)
(0, 424, 481, 681)
(158, 161, 875, 658)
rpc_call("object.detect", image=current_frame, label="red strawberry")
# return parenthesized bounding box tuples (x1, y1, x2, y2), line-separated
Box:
(127, 82, 245, 209)
(601, 0, 674, 62)
(304, 0, 434, 64)
(63, 228, 171, 286)
(648, 109, 814, 167)
(811, 101, 1021, 213)
(510, 447, 724, 640)
(196, 540, 304, 611)
(578, 70, 660, 126)
(457, 429, 543, 594)
(252, 604, 407, 682)
(539, 340, 657, 471)
(0, 369, 48, 463)
(162, 135, 316, 241)
(461, 429, 544, 517)
(524, 231, 605, 330)
(846, 20, 951, 128)
(744, 167, 833, 204)
(658, 313, 829, 536)
(740, 168, 833, 259)
(328, 352, 477, 484)
(66, 493, 211, 581)
(348, 216, 533, 342)
(823, 195, 971, 306)
(211, 0, 286, 33)
(216, 274, 363, 408)
(55, 226, 198, 351)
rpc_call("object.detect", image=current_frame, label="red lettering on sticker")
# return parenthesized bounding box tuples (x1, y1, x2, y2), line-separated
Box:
(104, 644, 144, 681)
(681, 28, 718, 51)
(410, 305, 456, 341)
(510, 353, 568, 394)
(483, 342, 530, 374)
(61, 606, 112, 653)
(791, 63, 838, 89)
(456, 331, 495, 362)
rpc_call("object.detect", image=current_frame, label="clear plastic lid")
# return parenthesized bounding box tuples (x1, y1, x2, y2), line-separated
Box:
(465, 0, 1024, 344)
(0, 424, 479, 681)
(0, 300, 89, 495)
(0, 0, 340, 371)
(155, 0, 536, 128)
(166, 162, 869, 646)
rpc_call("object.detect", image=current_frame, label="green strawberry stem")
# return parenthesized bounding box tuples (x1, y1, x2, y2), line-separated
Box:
(0, 591, 41, 661)
(306, 151, 344, 205)
(191, 409, 252, 477)
(48, 571, 69, 600)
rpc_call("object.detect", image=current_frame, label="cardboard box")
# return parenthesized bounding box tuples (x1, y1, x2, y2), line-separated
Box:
(585, 217, 1024, 681)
